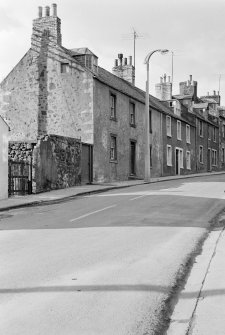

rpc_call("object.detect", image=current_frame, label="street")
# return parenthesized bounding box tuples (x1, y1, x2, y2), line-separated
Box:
(1, 175, 225, 335)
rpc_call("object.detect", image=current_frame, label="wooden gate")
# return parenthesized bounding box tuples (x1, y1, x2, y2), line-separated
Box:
(81, 143, 93, 184)
(8, 159, 32, 196)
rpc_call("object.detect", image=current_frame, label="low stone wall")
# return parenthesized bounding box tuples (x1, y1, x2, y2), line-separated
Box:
(9, 142, 35, 162)
(33, 134, 81, 193)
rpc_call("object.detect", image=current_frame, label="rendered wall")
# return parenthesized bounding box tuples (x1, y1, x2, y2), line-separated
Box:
(93, 80, 162, 182)
(0, 119, 8, 199)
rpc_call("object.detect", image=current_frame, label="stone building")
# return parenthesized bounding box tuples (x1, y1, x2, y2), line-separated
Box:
(0, 3, 176, 191)
(0, 116, 9, 199)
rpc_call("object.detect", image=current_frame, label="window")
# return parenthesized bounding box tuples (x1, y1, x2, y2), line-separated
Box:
(177, 120, 181, 140)
(212, 149, 217, 166)
(110, 135, 117, 161)
(222, 148, 225, 163)
(186, 151, 191, 169)
(167, 145, 172, 166)
(208, 126, 211, 140)
(149, 110, 152, 133)
(61, 63, 69, 73)
(199, 145, 203, 163)
(186, 125, 190, 143)
(129, 102, 135, 126)
(166, 116, 171, 137)
(223, 125, 225, 138)
(213, 127, 216, 142)
(110, 94, 116, 119)
(199, 120, 203, 137)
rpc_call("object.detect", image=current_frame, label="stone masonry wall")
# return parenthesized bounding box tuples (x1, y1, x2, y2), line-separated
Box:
(33, 135, 81, 193)
(0, 50, 39, 141)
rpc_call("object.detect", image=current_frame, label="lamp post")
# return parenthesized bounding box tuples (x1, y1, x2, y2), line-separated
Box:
(144, 49, 169, 182)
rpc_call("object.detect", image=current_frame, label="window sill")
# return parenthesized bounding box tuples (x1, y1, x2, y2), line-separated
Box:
(130, 124, 136, 128)
(110, 117, 117, 122)
(167, 134, 172, 138)
(110, 160, 118, 164)
(167, 163, 172, 167)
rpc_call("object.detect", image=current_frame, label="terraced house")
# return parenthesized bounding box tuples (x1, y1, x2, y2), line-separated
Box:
(0, 4, 224, 195)
(0, 3, 174, 193)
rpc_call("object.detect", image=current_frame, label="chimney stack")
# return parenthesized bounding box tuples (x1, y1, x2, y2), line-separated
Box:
(112, 53, 135, 85)
(155, 74, 172, 101)
(32, 4, 62, 46)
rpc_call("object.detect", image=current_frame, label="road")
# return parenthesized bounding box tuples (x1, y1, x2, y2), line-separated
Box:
(1, 175, 225, 335)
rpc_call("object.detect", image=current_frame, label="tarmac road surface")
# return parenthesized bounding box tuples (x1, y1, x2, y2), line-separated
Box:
(1, 175, 225, 335)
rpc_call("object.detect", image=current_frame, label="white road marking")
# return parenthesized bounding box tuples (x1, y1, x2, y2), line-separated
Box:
(130, 195, 148, 201)
(70, 205, 117, 222)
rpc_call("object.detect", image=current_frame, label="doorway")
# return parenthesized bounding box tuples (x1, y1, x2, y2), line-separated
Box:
(130, 141, 136, 175)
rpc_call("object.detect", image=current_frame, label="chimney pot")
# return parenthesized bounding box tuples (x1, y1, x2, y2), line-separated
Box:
(207, 92, 209, 96)
(118, 53, 123, 66)
(129, 56, 132, 66)
(218, 91, 220, 95)
(164, 74, 166, 83)
(213, 90, 216, 95)
(45, 6, 50, 17)
(190, 74, 192, 82)
(38, 6, 43, 18)
(124, 58, 127, 65)
(114, 59, 118, 67)
(168, 76, 171, 83)
(52, 3, 57, 17)
(160, 77, 163, 83)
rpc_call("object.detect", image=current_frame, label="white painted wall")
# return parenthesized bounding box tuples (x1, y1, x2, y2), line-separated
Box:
(0, 117, 9, 199)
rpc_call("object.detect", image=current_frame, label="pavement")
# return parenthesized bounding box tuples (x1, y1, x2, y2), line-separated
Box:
(1, 170, 225, 212)
(1, 170, 225, 334)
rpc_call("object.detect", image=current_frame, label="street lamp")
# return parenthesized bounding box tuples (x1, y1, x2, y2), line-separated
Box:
(144, 49, 169, 182)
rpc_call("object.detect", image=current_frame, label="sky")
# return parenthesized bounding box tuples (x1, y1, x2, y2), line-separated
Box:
(0, 0, 225, 103)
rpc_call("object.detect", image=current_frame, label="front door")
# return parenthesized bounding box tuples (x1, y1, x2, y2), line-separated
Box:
(175, 148, 179, 175)
(207, 148, 211, 171)
(130, 141, 136, 175)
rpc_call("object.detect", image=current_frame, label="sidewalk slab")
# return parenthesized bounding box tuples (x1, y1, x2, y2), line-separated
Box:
(167, 215, 225, 335)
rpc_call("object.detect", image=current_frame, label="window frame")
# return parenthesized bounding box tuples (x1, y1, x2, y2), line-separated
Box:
(213, 127, 216, 142)
(166, 116, 172, 137)
(61, 62, 70, 74)
(199, 120, 203, 137)
(222, 147, 225, 163)
(177, 120, 181, 140)
(110, 134, 117, 162)
(167, 145, 172, 166)
(186, 151, 191, 170)
(186, 124, 190, 143)
(110, 93, 117, 120)
(129, 101, 136, 127)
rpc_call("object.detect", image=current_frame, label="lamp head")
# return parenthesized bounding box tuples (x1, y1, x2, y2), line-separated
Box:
(160, 49, 169, 54)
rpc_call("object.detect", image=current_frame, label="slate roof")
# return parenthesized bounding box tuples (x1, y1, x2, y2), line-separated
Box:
(96, 66, 193, 124)
(201, 97, 218, 104)
(173, 94, 193, 100)
(192, 102, 208, 109)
